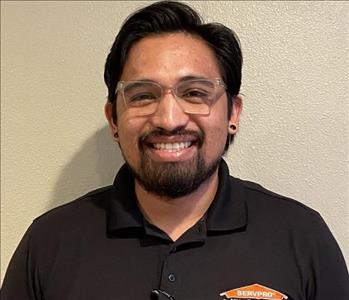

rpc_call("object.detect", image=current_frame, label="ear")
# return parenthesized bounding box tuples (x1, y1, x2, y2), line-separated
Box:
(104, 102, 118, 139)
(228, 94, 243, 135)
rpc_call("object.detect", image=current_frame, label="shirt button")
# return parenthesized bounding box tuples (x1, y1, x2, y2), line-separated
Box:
(168, 273, 176, 282)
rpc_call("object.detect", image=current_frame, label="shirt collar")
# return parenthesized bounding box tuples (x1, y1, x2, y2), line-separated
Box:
(107, 160, 247, 234)
(107, 164, 144, 233)
(205, 159, 247, 232)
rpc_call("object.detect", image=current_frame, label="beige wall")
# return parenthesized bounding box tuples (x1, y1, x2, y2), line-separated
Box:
(1, 1, 348, 280)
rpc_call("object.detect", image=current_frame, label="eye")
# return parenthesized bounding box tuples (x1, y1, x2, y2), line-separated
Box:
(128, 92, 157, 105)
(129, 93, 156, 101)
(180, 89, 210, 103)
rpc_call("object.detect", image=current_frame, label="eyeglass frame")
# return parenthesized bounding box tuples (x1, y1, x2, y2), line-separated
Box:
(114, 77, 227, 116)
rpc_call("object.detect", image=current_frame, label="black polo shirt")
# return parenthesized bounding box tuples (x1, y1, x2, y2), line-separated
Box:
(2, 160, 348, 300)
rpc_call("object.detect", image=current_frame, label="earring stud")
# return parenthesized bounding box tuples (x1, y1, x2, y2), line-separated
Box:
(230, 123, 237, 131)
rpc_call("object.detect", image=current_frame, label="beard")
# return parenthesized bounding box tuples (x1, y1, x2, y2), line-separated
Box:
(123, 128, 223, 199)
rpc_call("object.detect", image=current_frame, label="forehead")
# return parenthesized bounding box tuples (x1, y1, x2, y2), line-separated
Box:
(120, 33, 222, 83)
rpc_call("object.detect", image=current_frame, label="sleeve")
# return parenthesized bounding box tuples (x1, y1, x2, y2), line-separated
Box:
(1, 225, 42, 300)
(308, 213, 349, 300)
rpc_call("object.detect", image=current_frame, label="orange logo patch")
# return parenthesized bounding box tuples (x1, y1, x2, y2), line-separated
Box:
(220, 283, 288, 300)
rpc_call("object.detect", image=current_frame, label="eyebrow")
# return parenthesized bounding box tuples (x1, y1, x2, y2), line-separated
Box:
(178, 75, 209, 82)
(130, 75, 211, 84)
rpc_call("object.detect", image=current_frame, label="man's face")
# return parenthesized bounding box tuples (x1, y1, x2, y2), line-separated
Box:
(106, 33, 241, 198)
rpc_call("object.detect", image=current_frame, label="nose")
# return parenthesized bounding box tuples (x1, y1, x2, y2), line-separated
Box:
(148, 89, 190, 131)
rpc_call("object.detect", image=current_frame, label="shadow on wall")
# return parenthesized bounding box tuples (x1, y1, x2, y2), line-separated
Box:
(49, 126, 124, 209)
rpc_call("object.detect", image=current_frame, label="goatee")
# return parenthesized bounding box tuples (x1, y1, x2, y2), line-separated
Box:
(125, 128, 223, 198)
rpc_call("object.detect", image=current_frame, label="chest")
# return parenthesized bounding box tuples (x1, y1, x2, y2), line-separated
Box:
(42, 232, 307, 300)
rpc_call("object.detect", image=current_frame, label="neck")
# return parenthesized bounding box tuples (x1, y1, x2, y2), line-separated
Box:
(135, 169, 219, 241)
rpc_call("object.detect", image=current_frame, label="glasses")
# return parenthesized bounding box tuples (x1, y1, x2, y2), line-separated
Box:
(151, 289, 175, 300)
(115, 78, 227, 116)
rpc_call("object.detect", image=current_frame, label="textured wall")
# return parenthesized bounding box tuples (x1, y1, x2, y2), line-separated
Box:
(1, 1, 348, 281)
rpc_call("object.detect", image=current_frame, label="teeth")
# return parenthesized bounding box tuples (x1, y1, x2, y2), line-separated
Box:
(153, 142, 192, 152)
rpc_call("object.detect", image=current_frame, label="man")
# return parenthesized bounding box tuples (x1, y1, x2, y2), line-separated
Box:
(2, 1, 348, 299)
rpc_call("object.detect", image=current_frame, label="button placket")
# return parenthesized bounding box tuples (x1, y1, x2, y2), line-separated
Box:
(168, 273, 176, 282)
(167, 245, 178, 283)
(158, 245, 180, 296)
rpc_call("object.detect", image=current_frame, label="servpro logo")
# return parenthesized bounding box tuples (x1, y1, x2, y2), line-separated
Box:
(220, 283, 288, 300)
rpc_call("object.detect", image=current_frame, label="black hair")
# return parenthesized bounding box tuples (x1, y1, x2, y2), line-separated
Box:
(104, 1, 243, 147)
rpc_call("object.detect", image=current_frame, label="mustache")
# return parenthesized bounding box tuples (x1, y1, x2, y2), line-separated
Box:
(138, 128, 205, 150)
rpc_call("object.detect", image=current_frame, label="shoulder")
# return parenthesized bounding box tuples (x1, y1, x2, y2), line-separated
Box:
(229, 177, 349, 295)
(230, 176, 332, 241)
(29, 185, 114, 236)
(236, 177, 321, 221)
(231, 176, 345, 256)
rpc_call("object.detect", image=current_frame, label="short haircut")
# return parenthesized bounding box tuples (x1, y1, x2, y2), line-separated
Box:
(104, 0, 243, 146)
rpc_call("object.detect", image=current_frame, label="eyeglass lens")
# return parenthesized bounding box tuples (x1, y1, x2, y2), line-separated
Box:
(122, 79, 221, 116)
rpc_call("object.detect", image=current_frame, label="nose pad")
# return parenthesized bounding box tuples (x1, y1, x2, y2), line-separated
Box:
(164, 88, 176, 98)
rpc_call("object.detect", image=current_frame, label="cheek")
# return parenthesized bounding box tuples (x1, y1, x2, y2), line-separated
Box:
(116, 106, 138, 140)
(206, 121, 228, 149)
(201, 108, 229, 157)
(116, 112, 149, 163)
(117, 115, 139, 151)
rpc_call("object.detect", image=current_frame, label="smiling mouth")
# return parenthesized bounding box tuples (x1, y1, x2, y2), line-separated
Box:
(152, 141, 193, 152)
(139, 129, 204, 153)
